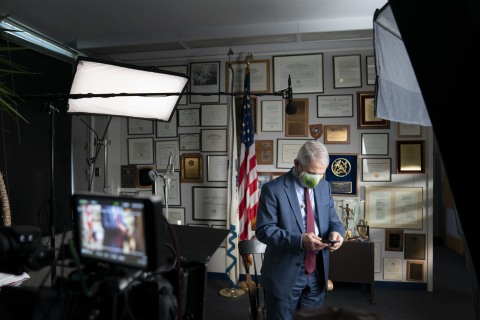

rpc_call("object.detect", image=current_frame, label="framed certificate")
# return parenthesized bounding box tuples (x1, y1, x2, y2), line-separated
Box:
(276, 139, 313, 169)
(366, 56, 376, 85)
(357, 91, 390, 129)
(128, 138, 154, 165)
(157, 64, 189, 105)
(128, 118, 154, 135)
(361, 133, 389, 155)
(362, 158, 392, 182)
(190, 61, 220, 104)
(156, 111, 177, 138)
(193, 187, 227, 221)
(398, 123, 422, 137)
(383, 258, 403, 281)
(179, 133, 200, 151)
(165, 207, 185, 225)
(333, 55, 362, 88)
(201, 103, 228, 127)
(225, 59, 270, 93)
(155, 171, 181, 206)
(317, 95, 353, 118)
(207, 155, 228, 182)
(261, 100, 283, 132)
(178, 108, 200, 127)
(201, 129, 227, 152)
(396, 140, 425, 174)
(155, 140, 180, 170)
(273, 53, 324, 93)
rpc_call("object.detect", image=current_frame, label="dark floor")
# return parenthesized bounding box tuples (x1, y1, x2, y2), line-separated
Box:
(203, 245, 476, 320)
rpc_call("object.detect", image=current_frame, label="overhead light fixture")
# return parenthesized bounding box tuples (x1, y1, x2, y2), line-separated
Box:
(67, 57, 189, 121)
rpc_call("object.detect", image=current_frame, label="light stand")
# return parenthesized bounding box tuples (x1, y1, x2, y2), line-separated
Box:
(149, 153, 175, 222)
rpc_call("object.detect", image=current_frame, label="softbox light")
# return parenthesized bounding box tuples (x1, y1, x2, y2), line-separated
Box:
(373, 3, 432, 126)
(67, 57, 189, 121)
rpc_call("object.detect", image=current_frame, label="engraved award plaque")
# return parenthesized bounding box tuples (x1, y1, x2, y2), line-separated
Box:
(309, 124, 323, 140)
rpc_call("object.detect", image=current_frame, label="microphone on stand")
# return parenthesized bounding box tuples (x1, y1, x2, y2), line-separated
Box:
(285, 74, 297, 115)
(148, 170, 159, 181)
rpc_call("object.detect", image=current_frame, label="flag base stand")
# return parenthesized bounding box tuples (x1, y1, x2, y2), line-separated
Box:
(219, 287, 245, 298)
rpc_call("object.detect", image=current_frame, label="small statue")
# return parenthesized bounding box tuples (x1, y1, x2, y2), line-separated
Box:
(339, 203, 354, 239)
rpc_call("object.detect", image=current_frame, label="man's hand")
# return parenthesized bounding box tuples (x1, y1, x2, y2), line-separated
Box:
(327, 231, 344, 252)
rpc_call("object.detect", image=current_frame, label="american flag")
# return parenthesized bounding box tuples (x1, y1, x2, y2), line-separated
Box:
(238, 66, 259, 241)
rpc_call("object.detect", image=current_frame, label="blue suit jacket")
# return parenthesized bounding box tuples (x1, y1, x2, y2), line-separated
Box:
(255, 168, 345, 298)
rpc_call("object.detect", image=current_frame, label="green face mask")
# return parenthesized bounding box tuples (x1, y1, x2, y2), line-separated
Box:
(298, 171, 324, 189)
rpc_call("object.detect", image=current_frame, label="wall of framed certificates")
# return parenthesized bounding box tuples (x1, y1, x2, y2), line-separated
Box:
(74, 47, 433, 282)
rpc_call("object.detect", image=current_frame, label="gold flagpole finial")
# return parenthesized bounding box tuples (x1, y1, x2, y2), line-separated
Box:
(245, 52, 253, 66)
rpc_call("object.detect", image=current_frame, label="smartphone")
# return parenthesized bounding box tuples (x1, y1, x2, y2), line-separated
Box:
(321, 239, 340, 244)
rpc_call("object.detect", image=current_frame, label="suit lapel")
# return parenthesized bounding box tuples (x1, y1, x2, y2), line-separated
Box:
(284, 169, 304, 232)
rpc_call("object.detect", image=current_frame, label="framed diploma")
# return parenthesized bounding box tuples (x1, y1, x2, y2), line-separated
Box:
(201, 103, 228, 127)
(333, 54, 362, 88)
(207, 155, 228, 182)
(361, 133, 389, 155)
(190, 61, 220, 104)
(193, 187, 227, 221)
(407, 261, 425, 282)
(155, 171, 181, 206)
(317, 95, 353, 118)
(155, 140, 180, 170)
(357, 91, 390, 129)
(276, 139, 313, 169)
(128, 138, 154, 165)
(365, 186, 423, 229)
(404, 233, 426, 260)
(255, 140, 274, 165)
(362, 158, 392, 182)
(179, 133, 200, 151)
(165, 207, 185, 225)
(157, 64, 189, 105)
(178, 108, 200, 127)
(285, 98, 308, 137)
(180, 153, 203, 183)
(324, 125, 350, 144)
(128, 118, 154, 135)
(383, 258, 403, 281)
(201, 129, 227, 152)
(325, 153, 358, 196)
(273, 53, 324, 93)
(366, 56, 376, 86)
(225, 59, 270, 93)
(398, 123, 422, 137)
(156, 111, 177, 138)
(385, 229, 404, 251)
(396, 140, 425, 174)
(261, 100, 283, 132)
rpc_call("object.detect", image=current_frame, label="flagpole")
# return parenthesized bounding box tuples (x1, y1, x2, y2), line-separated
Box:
(219, 48, 245, 298)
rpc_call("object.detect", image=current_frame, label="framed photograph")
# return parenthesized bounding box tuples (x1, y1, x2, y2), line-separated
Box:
(193, 187, 228, 221)
(333, 54, 362, 88)
(361, 133, 389, 155)
(385, 229, 404, 251)
(398, 123, 422, 137)
(255, 140, 274, 165)
(201, 129, 227, 152)
(383, 257, 403, 281)
(325, 154, 358, 196)
(156, 111, 177, 138)
(407, 261, 425, 282)
(157, 64, 188, 105)
(404, 233, 426, 260)
(317, 95, 353, 118)
(365, 186, 423, 229)
(324, 125, 350, 144)
(285, 98, 308, 137)
(178, 108, 200, 127)
(155, 140, 180, 170)
(165, 207, 185, 225)
(357, 91, 390, 129)
(190, 61, 220, 104)
(128, 137, 154, 165)
(179, 133, 200, 151)
(128, 118, 154, 135)
(261, 100, 283, 132)
(155, 171, 181, 206)
(362, 158, 392, 182)
(212, 224, 228, 247)
(225, 59, 270, 93)
(366, 56, 376, 85)
(181, 153, 203, 183)
(257, 172, 273, 191)
(201, 103, 228, 127)
(276, 139, 313, 169)
(273, 53, 324, 93)
(396, 140, 425, 174)
(374, 242, 382, 273)
(207, 155, 228, 182)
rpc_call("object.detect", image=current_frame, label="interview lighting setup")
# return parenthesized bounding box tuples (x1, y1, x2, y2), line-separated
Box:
(67, 57, 189, 121)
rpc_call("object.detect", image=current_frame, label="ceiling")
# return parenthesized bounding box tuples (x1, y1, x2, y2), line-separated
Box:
(1, 0, 387, 65)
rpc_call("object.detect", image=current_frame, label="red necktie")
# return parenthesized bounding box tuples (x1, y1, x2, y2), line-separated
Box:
(304, 187, 316, 274)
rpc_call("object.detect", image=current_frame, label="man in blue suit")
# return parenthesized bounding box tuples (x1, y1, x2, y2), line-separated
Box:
(256, 141, 345, 320)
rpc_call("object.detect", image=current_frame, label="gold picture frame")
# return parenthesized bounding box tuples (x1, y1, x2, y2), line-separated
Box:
(180, 153, 203, 183)
(357, 91, 390, 129)
(285, 98, 308, 137)
(406, 260, 425, 282)
(396, 140, 425, 174)
(255, 140, 274, 165)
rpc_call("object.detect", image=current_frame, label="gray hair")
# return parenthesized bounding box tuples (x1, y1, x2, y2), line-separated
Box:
(296, 141, 330, 167)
